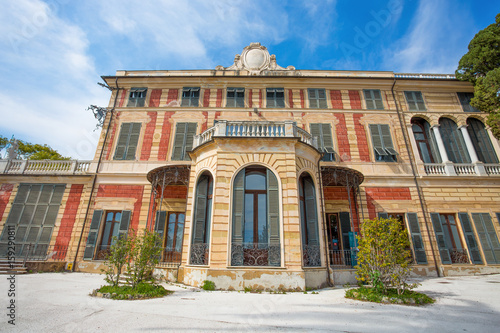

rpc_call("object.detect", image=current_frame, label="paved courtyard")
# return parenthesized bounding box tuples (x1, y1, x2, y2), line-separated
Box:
(1, 272, 500, 332)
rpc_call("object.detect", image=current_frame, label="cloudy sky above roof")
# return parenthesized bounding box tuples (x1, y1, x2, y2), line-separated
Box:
(1, 0, 498, 159)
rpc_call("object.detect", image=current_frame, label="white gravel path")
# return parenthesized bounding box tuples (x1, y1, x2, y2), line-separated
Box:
(1, 272, 500, 332)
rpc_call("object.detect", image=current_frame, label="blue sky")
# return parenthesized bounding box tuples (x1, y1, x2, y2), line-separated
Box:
(1, 0, 498, 160)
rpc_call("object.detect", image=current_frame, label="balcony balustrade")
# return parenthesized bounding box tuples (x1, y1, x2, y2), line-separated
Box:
(424, 162, 500, 176)
(1, 159, 92, 175)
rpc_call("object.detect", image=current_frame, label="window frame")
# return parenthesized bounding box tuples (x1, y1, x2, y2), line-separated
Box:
(411, 118, 441, 163)
(127, 88, 147, 107)
(404, 91, 426, 111)
(266, 88, 285, 108)
(299, 173, 320, 267)
(363, 89, 384, 110)
(457, 92, 480, 112)
(439, 118, 471, 163)
(190, 173, 214, 265)
(310, 123, 336, 161)
(369, 124, 398, 162)
(308, 88, 327, 109)
(171, 122, 197, 161)
(113, 122, 142, 161)
(226, 87, 245, 108)
(181, 87, 200, 107)
(466, 118, 499, 164)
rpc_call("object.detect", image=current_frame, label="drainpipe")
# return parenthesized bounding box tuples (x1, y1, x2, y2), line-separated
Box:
(317, 156, 333, 287)
(391, 78, 440, 277)
(72, 77, 121, 272)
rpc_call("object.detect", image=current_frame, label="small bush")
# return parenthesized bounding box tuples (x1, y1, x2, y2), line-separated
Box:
(202, 280, 215, 291)
(96, 283, 171, 300)
(345, 286, 434, 305)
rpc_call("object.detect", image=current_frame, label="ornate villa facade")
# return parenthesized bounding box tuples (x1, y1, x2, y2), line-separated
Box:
(1, 43, 500, 290)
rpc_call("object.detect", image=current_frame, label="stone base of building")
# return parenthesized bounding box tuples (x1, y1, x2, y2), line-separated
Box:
(25, 261, 67, 273)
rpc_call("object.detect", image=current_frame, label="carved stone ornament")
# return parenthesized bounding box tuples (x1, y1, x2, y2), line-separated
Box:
(219, 42, 295, 74)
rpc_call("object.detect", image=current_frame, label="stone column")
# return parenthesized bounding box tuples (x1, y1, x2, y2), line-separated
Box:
(459, 125, 487, 175)
(432, 125, 456, 176)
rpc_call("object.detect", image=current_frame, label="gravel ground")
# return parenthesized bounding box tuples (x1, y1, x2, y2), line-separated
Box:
(1, 272, 500, 332)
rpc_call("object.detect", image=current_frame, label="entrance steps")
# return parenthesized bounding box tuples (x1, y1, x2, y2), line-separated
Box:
(0, 259, 28, 275)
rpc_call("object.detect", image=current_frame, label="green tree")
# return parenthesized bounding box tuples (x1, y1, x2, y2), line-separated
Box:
(456, 13, 500, 138)
(126, 230, 162, 288)
(0, 135, 70, 160)
(355, 218, 414, 295)
(102, 234, 133, 287)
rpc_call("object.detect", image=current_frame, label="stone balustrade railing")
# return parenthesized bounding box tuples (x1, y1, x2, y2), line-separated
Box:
(193, 120, 318, 150)
(394, 73, 456, 80)
(424, 162, 500, 176)
(0, 159, 92, 175)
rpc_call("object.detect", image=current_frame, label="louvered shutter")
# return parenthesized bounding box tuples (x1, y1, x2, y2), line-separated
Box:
(184, 123, 197, 160)
(83, 210, 103, 260)
(364, 90, 375, 109)
(276, 89, 285, 108)
(415, 92, 426, 111)
(114, 123, 131, 160)
(308, 89, 318, 108)
(172, 123, 187, 160)
(267, 169, 280, 266)
(458, 213, 482, 264)
(321, 124, 334, 152)
(430, 213, 452, 264)
(380, 124, 397, 158)
(369, 124, 386, 158)
(117, 210, 131, 240)
(124, 123, 141, 160)
(310, 124, 322, 150)
(304, 178, 319, 246)
(193, 177, 208, 244)
(318, 89, 327, 109)
(406, 213, 428, 264)
(155, 210, 167, 242)
(231, 170, 245, 265)
(467, 119, 499, 164)
(339, 212, 351, 249)
(405, 91, 417, 110)
(378, 212, 389, 219)
(472, 213, 500, 264)
(373, 90, 384, 109)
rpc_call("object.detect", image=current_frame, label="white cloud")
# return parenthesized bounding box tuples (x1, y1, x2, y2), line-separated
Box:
(383, 0, 474, 73)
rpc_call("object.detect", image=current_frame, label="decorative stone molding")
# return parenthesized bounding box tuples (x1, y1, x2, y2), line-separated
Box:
(218, 43, 296, 75)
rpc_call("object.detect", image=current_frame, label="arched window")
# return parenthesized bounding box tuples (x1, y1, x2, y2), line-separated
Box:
(299, 173, 321, 267)
(190, 172, 213, 265)
(231, 166, 280, 266)
(467, 118, 499, 164)
(411, 118, 441, 163)
(439, 118, 471, 163)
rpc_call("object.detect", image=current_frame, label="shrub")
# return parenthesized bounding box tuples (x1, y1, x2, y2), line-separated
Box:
(126, 230, 162, 288)
(355, 217, 416, 295)
(202, 280, 215, 291)
(102, 234, 132, 287)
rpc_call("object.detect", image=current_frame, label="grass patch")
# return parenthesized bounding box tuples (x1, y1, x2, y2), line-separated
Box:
(94, 282, 172, 300)
(202, 280, 216, 291)
(345, 286, 434, 306)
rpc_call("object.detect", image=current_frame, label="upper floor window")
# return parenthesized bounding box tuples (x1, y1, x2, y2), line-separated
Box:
(457, 92, 480, 112)
(369, 124, 397, 162)
(308, 89, 327, 109)
(114, 122, 142, 160)
(411, 118, 441, 163)
(467, 118, 499, 164)
(310, 123, 335, 161)
(181, 87, 200, 107)
(266, 88, 285, 108)
(226, 88, 245, 108)
(127, 88, 147, 107)
(404, 91, 426, 111)
(439, 118, 470, 163)
(363, 89, 384, 110)
(171, 122, 197, 161)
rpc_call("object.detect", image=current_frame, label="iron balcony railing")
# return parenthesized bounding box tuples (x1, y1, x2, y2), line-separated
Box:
(23, 244, 69, 262)
(231, 242, 281, 267)
(190, 243, 209, 265)
(329, 249, 357, 269)
(193, 120, 318, 150)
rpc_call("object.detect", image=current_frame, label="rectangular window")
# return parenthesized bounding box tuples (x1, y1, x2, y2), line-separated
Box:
(172, 122, 197, 161)
(369, 124, 398, 162)
(471, 213, 500, 264)
(404, 91, 426, 111)
(0, 184, 66, 258)
(308, 89, 327, 109)
(363, 89, 384, 110)
(431, 213, 469, 264)
(114, 122, 142, 160)
(226, 88, 245, 108)
(181, 87, 200, 107)
(83, 210, 131, 260)
(127, 88, 147, 107)
(266, 88, 285, 108)
(457, 92, 480, 112)
(310, 123, 336, 161)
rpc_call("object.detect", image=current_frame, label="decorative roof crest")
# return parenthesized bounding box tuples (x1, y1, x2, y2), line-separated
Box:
(216, 43, 295, 74)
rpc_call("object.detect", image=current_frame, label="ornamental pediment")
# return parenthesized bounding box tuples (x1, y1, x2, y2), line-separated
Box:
(216, 43, 296, 75)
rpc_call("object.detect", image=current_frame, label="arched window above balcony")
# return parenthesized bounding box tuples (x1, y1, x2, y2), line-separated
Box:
(411, 117, 441, 163)
(466, 118, 499, 164)
(439, 118, 471, 163)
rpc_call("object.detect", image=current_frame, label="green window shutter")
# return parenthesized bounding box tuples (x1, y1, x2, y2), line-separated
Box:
(118, 210, 131, 240)
(318, 89, 327, 109)
(405, 91, 426, 111)
(364, 89, 383, 110)
(430, 213, 452, 264)
(378, 212, 389, 219)
(154, 211, 167, 241)
(369, 124, 385, 157)
(472, 213, 500, 264)
(125, 123, 141, 160)
(364, 90, 375, 109)
(321, 124, 334, 152)
(172, 123, 187, 160)
(311, 123, 335, 161)
(458, 213, 482, 264)
(83, 210, 103, 260)
(304, 177, 319, 246)
(406, 213, 428, 264)
(457, 92, 479, 112)
(193, 177, 208, 244)
(370, 124, 396, 161)
(231, 170, 245, 266)
(310, 124, 322, 149)
(415, 92, 426, 111)
(467, 118, 499, 164)
(184, 123, 197, 160)
(267, 169, 280, 266)
(496, 213, 500, 227)
(308, 89, 318, 108)
(339, 212, 351, 249)
(114, 123, 130, 160)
